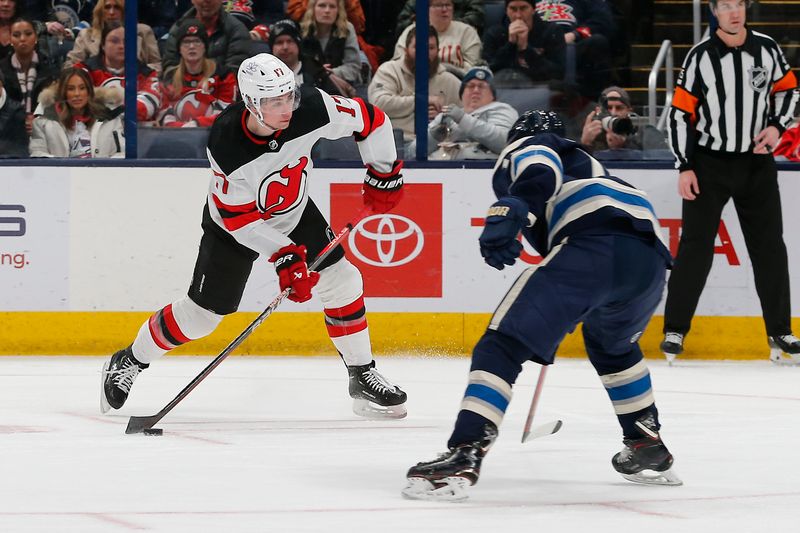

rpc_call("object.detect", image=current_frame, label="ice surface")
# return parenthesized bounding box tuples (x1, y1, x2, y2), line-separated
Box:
(0, 356, 797, 532)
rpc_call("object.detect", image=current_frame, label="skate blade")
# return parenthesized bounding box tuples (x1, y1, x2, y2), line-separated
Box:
(663, 352, 677, 366)
(621, 467, 683, 486)
(401, 476, 470, 502)
(770, 349, 800, 366)
(352, 398, 407, 420)
(100, 360, 112, 414)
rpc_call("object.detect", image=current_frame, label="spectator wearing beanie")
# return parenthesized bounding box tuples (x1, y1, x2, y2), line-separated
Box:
(409, 66, 519, 160)
(267, 18, 341, 95)
(159, 18, 237, 128)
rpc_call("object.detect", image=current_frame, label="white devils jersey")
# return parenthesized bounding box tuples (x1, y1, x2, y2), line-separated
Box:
(205, 85, 397, 257)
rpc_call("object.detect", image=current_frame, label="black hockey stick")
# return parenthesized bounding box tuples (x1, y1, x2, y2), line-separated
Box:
(520, 365, 563, 443)
(125, 209, 369, 435)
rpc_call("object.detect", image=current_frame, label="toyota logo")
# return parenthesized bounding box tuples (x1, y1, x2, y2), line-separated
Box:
(349, 214, 424, 267)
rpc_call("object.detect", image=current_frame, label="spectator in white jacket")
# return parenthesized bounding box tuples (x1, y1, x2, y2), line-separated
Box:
(29, 67, 124, 158)
(410, 66, 518, 160)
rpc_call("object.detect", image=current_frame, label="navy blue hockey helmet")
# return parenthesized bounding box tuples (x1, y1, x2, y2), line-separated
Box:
(507, 110, 566, 142)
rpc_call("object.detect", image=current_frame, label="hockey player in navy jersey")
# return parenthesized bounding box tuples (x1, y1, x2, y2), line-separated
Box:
(101, 53, 407, 420)
(403, 110, 681, 501)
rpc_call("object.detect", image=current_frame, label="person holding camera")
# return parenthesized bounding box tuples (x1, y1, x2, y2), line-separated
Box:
(580, 85, 667, 156)
(580, 86, 638, 151)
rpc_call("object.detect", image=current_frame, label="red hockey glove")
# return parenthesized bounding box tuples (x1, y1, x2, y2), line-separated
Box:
(362, 160, 404, 214)
(269, 244, 320, 303)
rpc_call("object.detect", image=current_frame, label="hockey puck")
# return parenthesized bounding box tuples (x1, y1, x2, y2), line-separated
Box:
(143, 428, 163, 436)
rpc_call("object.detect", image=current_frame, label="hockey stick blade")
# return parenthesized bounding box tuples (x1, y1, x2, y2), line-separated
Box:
(521, 420, 563, 443)
(124, 208, 370, 435)
(126, 415, 161, 434)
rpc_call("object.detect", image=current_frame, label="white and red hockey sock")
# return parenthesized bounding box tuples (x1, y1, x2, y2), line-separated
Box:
(324, 296, 372, 366)
(132, 297, 222, 363)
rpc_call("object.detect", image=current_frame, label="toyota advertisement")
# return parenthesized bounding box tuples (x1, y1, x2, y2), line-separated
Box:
(330, 183, 442, 297)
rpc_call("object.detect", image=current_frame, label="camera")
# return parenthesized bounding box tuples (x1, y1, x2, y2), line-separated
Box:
(595, 112, 637, 136)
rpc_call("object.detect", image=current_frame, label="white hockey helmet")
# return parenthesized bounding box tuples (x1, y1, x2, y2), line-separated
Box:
(238, 53, 300, 126)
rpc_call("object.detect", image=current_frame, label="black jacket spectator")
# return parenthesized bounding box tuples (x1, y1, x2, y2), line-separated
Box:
(482, 13, 564, 83)
(138, 0, 181, 39)
(0, 71, 28, 157)
(302, 34, 347, 79)
(535, 0, 613, 98)
(0, 48, 60, 113)
(535, 0, 615, 41)
(0, 19, 61, 113)
(162, 6, 251, 78)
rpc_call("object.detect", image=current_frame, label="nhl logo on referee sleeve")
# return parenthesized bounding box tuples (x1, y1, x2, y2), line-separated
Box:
(748, 66, 769, 93)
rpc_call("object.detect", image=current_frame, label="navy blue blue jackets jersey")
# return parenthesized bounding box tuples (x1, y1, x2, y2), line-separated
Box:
(492, 134, 671, 263)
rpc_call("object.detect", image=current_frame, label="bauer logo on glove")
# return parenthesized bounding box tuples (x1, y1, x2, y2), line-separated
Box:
(478, 197, 531, 271)
(362, 160, 404, 214)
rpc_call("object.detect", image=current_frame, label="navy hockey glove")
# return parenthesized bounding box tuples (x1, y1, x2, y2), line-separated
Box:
(479, 197, 529, 270)
(363, 160, 404, 214)
(269, 244, 320, 303)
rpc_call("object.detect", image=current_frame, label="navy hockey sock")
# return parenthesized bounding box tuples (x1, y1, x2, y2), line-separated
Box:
(448, 331, 527, 447)
(448, 371, 512, 448)
(598, 359, 660, 439)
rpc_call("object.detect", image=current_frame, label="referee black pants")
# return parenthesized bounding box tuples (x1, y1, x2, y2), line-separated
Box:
(663, 149, 792, 337)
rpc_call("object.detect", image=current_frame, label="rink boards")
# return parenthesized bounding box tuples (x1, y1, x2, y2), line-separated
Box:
(1, 165, 799, 358)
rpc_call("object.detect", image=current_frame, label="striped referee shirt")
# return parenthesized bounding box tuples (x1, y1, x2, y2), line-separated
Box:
(669, 28, 799, 170)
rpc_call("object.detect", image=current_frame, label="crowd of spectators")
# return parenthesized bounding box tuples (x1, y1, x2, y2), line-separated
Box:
(0, 0, 794, 160)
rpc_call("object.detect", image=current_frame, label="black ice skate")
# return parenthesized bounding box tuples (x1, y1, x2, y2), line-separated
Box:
(347, 361, 407, 419)
(660, 332, 684, 365)
(612, 414, 682, 486)
(100, 346, 149, 414)
(768, 335, 800, 366)
(402, 423, 498, 502)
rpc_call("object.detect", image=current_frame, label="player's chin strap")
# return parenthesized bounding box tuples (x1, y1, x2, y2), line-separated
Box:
(245, 104, 281, 132)
(124, 207, 373, 435)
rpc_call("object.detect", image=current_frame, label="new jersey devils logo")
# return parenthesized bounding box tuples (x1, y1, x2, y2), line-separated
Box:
(175, 89, 214, 121)
(257, 157, 309, 219)
(100, 76, 124, 90)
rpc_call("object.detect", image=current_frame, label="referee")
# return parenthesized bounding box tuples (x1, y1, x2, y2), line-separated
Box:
(662, 0, 800, 363)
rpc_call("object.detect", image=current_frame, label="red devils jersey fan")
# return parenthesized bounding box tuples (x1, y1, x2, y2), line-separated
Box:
(75, 21, 162, 122)
(101, 53, 408, 420)
(160, 19, 237, 128)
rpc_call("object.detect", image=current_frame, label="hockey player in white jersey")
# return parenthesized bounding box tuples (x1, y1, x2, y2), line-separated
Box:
(101, 53, 407, 419)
